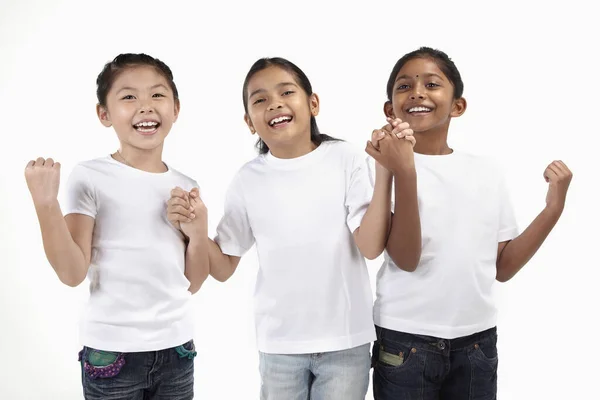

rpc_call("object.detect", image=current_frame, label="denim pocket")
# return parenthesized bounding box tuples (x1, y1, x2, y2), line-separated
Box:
(79, 347, 126, 379)
(468, 335, 498, 372)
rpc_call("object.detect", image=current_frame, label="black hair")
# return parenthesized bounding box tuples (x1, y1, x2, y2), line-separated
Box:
(96, 53, 179, 107)
(386, 47, 464, 101)
(242, 57, 338, 154)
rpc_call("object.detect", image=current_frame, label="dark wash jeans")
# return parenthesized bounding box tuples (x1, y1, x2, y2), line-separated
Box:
(79, 340, 196, 400)
(372, 326, 498, 400)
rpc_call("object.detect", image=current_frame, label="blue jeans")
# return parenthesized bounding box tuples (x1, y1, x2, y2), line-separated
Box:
(372, 326, 498, 400)
(79, 340, 196, 400)
(259, 343, 371, 400)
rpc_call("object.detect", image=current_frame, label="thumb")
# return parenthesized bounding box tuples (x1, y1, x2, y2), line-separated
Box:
(365, 141, 380, 159)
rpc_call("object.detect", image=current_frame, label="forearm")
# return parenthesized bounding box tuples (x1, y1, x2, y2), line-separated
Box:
(386, 169, 421, 271)
(34, 201, 88, 286)
(208, 239, 239, 282)
(496, 206, 562, 282)
(184, 234, 210, 294)
(355, 168, 393, 259)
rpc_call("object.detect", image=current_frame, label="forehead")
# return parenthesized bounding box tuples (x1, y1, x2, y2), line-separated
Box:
(111, 65, 170, 90)
(247, 66, 298, 92)
(396, 57, 447, 81)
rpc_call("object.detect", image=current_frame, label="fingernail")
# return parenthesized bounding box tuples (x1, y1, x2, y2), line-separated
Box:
(190, 213, 195, 218)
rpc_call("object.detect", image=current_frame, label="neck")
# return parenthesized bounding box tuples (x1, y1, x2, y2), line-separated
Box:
(114, 144, 167, 173)
(268, 136, 316, 159)
(412, 122, 453, 155)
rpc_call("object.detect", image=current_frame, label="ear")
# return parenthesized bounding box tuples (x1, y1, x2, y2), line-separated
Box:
(244, 114, 256, 134)
(450, 97, 467, 118)
(96, 104, 112, 127)
(383, 101, 395, 119)
(173, 99, 181, 123)
(309, 93, 320, 117)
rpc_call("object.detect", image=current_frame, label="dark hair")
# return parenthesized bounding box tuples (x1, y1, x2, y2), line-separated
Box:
(242, 57, 338, 154)
(386, 47, 464, 101)
(96, 53, 179, 107)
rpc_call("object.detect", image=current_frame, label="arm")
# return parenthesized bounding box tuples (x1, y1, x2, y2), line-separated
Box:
(496, 160, 572, 282)
(353, 162, 393, 260)
(366, 118, 422, 271)
(207, 239, 241, 282)
(25, 158, 93, 287)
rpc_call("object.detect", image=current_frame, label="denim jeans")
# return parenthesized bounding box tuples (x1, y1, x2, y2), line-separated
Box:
(259, 343, 371, 400)
(79, 340, 196, 400)
(372, 326, 498, 400)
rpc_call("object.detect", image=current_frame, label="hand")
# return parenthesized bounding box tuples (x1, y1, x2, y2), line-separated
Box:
(25, 157, 61, 207)
(167, 187, 207, 239)
(543, 160, 572, 213)
(366, 118, 416, 174)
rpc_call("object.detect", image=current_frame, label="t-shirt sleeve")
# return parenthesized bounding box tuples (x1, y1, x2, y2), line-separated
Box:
(62, 165, 97, 218)
(214, 175, 255, 257)
(346, 152, 375, 233)
(498, 172, 519, 242)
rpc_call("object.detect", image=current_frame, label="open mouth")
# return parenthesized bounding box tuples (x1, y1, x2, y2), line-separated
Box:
(407, 106, 433, 115)
(133, 120, 160, 134)
(268, 115, 293, 127)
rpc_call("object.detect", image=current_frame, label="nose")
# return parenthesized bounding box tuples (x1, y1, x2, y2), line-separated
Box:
(267, 100, 283, 111)
(409, 82, 426, 100)
(139, 99, 154, 114)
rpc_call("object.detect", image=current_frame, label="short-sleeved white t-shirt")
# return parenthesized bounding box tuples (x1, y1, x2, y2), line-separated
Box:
(215, 141, 376, 354)
(63, 156, 198, 352)
(374, 151, 519, 339)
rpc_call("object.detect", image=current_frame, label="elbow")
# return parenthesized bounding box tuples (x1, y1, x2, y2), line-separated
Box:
(495, 268, 512, 283)
(363, 247, 384, 260)
(388, 250, 421, 273)
(59, 271, 85, 287)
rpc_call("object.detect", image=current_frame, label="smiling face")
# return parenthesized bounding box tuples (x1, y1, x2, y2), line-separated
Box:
(97, 65, 180, 152)
(244, 65, 319, 155)
(385, 57, 466, 135)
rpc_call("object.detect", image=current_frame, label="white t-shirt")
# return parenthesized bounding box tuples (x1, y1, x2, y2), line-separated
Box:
(374, 151, 519, 339)
(63, 156, 198, 352)
(215, 140, 376, 354)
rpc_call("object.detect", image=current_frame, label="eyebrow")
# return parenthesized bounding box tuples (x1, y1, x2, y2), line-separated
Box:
(248, 81, 298, 99)
(116, 84, 169, 94)
(395, 73, 444, 83)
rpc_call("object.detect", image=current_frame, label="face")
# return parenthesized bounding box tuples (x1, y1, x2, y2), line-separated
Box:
(244, 66, 319, 151)
(97, 65, 180, 151)
(385, 57, 466, 134)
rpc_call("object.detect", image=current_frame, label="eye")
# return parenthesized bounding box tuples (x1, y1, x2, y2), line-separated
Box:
(282, 90, 295, 96)
(253, 98, 265, 105)
(121, 95, 135, 100)
(396, 84, 409, 91)
(426, 82, 440, 88)
(152, 93, 165, 98)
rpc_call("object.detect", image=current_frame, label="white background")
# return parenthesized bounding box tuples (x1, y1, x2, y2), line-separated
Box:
(1, 0, 598, 398)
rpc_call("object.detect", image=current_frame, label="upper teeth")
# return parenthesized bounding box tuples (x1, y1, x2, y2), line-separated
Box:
(136, 121, 158, 127)
(269, 116, 292, 126)
(409, 107, 431, 113)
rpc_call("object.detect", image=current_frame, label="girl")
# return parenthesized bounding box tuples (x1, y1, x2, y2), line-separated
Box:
(24, 53, 209, 400)
(168, 57, 416, 400)
(371, 47, 573, 399)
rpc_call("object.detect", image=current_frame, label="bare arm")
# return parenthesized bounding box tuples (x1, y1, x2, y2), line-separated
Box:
(208, 239, 241, 282)
(26, 158, 93, 287)
(354, 163, 393, 259)
(496, 160, 572, 282)
(366, 118, 422, 271)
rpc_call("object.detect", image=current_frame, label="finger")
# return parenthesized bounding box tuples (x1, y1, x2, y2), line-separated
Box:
(53, 162, 61, 170)
(26, 160, 35, 169)
(553, 160, 571, 176)
(365, 141, 381, 158)
(380, 123, 394, 133)
(405, 135, 416, 147)
(35, 157, 45, 166)
(168, 197, 191, 208)
(168, 213, 193, 224)
(170, 187, 188, 199)
(190, 187, 200, 198)
(543, 167, 558, 182)
(45, 158, 55, 167)
(386, 117, 403, 127)
(170, 205, 194, 218)
(396, 128, 414, 139)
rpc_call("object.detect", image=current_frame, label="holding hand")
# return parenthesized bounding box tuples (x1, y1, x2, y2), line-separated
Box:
(25, 157, 61, 207)
(167, 187, 207, 239)
(366, 118, 416, 174)
(543, 160, 572, 213)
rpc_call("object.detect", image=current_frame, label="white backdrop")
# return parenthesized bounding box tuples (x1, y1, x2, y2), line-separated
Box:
(1, 0, 597, 398)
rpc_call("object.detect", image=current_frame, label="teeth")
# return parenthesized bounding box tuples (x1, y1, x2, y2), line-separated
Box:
(135, 121, 158, 127)
(409, 107, 432, 113)
(269, 116, 292, 126)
